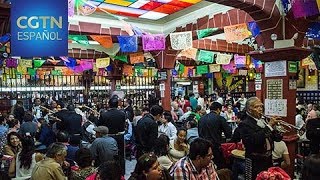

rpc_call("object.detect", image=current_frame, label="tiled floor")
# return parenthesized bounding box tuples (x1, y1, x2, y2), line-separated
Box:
(125, 159, 137, 179)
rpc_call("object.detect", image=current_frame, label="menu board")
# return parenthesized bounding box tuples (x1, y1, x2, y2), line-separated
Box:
(265, 61, 287, 77)
(266, 79, 283, 99)
(265, 99, 287, 117)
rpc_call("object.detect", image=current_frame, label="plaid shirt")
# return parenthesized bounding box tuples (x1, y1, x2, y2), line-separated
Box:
(170, 156, 218, 180)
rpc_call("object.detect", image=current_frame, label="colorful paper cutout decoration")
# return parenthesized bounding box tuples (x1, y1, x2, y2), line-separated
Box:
(73, 65, 84, 74)
(130, 52, 145, 64)
(79, 60, 93, 71)
(132, 25, 145, 36)
(33, 59, 46, 68)
(47, 57, 61, 65)
(216, 53, 233, 65)
(197, 28, 219, 39)
(142, 34, 166, 51)
(179, 63, 185, 75)
(117, 36, 138, 52)
(177, 48, 198, 59)
(63, 57, 77, 69)
(0, 33, 11, 47)
(144, 52, 155, 61)
(222, 60, 236, 73)
(19, 59, 33, 67)
(238, 69, 248, 76)
(123, 65, 133, 75)
(302, 56, 314, 67)
(78, 0, 97, 16)
(121, 20, 134, 36)
(196, 65, 208, 74)
(170, 31, 193, 50)
(171, 69, 178, 76)
(234, 54, 246, 68)
(247, 21, 261, 37)
(135, 66, 143, 76)
(90, 35, 113, 48)
(291, 0, 319, 18)
(28, 68, 36, 76)
(51, 70, 62, 76)
(68, 0, 75, 17)
(224, 23, 252, 43)
(197, 50, 215, 63)
(209, 64, 220, 72)
(96, 58, 110, 68)
(113, 55, 128, 63)
(61, 67, 74, 75)
(68, 35, 89, 45)
(6, 58, 18, 68)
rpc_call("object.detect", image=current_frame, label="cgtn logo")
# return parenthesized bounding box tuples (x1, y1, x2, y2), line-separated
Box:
(16, 16, 63, 41)
(11, 0, 68, 57)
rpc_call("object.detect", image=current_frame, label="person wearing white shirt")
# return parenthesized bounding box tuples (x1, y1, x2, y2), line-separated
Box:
(295, 108, 305, 130)
(158, 111, 177, 140)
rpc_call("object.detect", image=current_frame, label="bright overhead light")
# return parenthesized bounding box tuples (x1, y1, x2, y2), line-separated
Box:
(139, 11, 168, 20)
(129, 0, 150, 8)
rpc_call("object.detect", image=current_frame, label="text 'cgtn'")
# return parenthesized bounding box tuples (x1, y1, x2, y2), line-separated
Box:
(17, 16, 62, 29)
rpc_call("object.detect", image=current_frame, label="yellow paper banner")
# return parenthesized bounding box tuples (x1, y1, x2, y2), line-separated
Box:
(96, 58, 110, 68)
(224, 23, 251, 43)
(209, 64, 221, 72)
(216, 53, 232, 65)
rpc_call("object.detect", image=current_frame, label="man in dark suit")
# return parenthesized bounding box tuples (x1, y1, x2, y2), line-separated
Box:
(98, 95, 126, 175)
(124, 98, 134, 122)
(135, 105, 163, 158)
(198, 102, 232, 169)
(238, 97, 281, 180)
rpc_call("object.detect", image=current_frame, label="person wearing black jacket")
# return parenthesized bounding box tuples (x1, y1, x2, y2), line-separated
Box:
(198, 102, 232, 169)
(237, 97, 282, 180)
(135, 105, 163, 159)
(124, 98, 134, 122)
(97, 95, 126, 175)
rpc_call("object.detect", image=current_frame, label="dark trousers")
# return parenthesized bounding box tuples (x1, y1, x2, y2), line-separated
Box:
(213, 146, 226, 170)
(110, 134, 125, 175)
(246, 155, 272, 180)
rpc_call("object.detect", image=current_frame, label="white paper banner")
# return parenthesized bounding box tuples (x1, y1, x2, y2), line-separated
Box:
(209, 64, 221, 72)
(265, 61, 287, 77)
(264, 99, 287, 117)
(238, 69, 248, 76)
(170, 31, 193, 50)
(216, 53, 232, 65)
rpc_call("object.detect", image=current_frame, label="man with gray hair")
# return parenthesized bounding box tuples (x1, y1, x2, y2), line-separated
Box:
(237, 97, 282, 179)
(90, 126, 118, 167)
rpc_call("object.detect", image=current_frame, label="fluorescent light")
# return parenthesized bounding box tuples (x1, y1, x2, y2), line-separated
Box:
(139, 11, 168, 20)
(89, 0, 147, 15)
(129, 0, 150, 8)
(176, 81, 191, 85)
(153, 0, 172, 3)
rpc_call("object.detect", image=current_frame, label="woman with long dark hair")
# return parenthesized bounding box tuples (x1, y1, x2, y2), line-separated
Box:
(8, 135, 43, 179)
(129, 153, 172, 180)
(4, 131, 21, 156)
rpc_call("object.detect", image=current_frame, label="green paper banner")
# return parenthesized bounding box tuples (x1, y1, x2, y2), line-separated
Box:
(28, 68, 36, 76)
(197, 28, 219, 39)
(114, 55, 128, 63)
(68, 35, 89, 45)
(135, 66, 143, 76)
(33, 59, 46, 68)
(197, 50, 215, 63)
(179, 63, 185, 74)
(51, 70, 62, 76)
(196, 65, 208, 74)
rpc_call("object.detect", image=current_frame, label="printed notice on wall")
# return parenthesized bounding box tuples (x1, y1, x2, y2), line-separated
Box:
(266, 79, 283, 99)
(265, 61, 287, 77)
(264, 99, 287, 117)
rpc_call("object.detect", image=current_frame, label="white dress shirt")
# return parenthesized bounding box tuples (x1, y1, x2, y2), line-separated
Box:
(158, 122, 177, 140)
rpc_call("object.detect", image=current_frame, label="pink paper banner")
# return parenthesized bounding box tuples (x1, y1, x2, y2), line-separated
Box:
(68, 0, 75, 17)
(234, 54, 246, 65)
(80, 59, 93, 71)
(6, 58, 18, 68)
(291, 0, 319, 18)
(142, 34, 166, 51)
(222, 60, 236, 73)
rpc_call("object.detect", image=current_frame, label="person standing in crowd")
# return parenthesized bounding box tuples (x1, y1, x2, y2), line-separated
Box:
(158, 111, 177, 140)
(32, 98, 43, 121)
(55, 104, 82, 145)
(237, 97, 282, 180)
(235, 93, 247, 111)
(0, 116, 8, 153)
(170, 138, 218, 179)
(198, 102, 232, 169)
(189, 93, 198, 111)
(306, 110, 320, 154)
(124, 98, 134, 122)
(19, 112, 38, 137)
(11, 101, 25, 124)
(56, 131, 79, 162)
(97, 95, 126, 174)
(186, 115, 199, 144)
(31, 143, 68, 180)
(136, 105, 163, 158)
(90, 126, 118, 167)
(8, 135, 43, 179)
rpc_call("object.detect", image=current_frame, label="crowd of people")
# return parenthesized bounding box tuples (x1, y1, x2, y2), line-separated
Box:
(0, 92, 319, 179)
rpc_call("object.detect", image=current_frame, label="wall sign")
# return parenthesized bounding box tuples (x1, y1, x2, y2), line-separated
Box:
(266, 79, 283, 99)
(265, 61, 287, 77)
(265, 99, 287, 117)
(11, 0, 68, 56)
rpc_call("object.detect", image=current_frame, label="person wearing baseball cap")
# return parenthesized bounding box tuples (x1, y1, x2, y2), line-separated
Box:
(90, 126, 118, 167)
